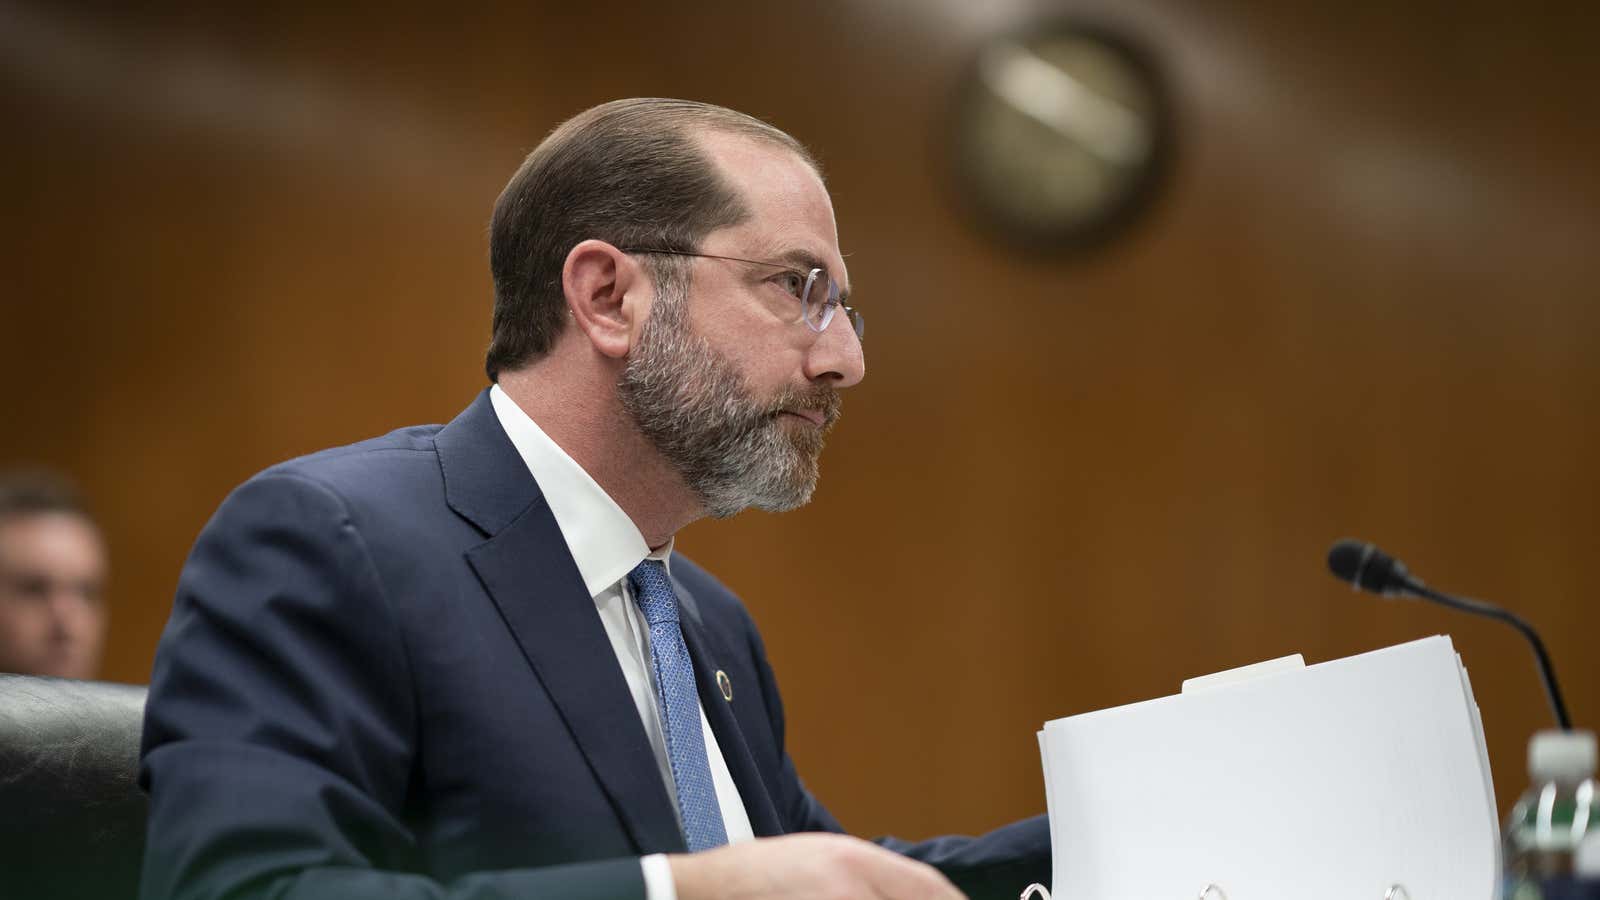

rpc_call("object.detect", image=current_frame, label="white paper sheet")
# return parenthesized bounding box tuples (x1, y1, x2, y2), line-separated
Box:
(1036, 635, 1498, 900)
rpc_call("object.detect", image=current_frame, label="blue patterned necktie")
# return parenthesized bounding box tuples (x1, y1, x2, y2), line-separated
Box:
(628, 559, 729, 851)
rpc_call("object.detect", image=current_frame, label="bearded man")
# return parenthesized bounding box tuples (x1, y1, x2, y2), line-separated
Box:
(140, 98, 1048, 900)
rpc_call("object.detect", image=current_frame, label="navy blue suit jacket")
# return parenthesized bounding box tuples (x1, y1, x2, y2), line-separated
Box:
(140, 390, 1048, 899)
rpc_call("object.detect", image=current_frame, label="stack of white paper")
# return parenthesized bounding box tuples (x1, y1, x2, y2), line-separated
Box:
(1033, 636, 1499, 900)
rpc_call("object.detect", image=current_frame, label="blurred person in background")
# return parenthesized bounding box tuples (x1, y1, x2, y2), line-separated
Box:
(0, 470, 109, 680)
(141, 98, 1046, 900)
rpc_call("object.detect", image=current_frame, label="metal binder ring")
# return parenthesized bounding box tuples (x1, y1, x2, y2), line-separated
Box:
(1385, 886, 1410, 900)
(1199, 885, 1228, 900)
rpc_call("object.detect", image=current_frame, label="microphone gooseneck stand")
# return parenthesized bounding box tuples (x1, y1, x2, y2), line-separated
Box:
(1327, 537, 1573, 731)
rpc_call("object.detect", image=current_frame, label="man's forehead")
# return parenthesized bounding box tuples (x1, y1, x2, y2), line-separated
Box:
(695, 131, 850, 291)
(0, 513, 105, 555)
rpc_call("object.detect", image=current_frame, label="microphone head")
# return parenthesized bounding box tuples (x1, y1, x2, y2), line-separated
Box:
(1327, 538, 1413, 596)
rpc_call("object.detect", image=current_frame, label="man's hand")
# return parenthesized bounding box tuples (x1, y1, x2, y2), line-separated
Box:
(669, 833, 967, 900)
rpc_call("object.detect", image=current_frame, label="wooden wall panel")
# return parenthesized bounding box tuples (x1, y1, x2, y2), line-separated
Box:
(4, 0, 1596, 840)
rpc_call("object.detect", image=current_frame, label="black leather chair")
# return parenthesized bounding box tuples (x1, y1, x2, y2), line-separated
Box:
(0, 675, 148, 900)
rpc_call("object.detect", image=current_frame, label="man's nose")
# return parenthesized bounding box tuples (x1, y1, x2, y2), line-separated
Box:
(802, 312, 865, 388)
(47, 588, 93, 633)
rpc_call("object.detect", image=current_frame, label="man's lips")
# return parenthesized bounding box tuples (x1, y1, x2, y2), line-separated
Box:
(779, 408, 826, 427)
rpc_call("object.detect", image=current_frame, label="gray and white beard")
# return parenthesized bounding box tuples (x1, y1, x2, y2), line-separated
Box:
(617, 286, 840, 519)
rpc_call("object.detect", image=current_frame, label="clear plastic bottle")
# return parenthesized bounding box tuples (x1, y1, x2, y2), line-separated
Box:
(1503, 729, 1599, 900)
(1582, 831, 1600, 875)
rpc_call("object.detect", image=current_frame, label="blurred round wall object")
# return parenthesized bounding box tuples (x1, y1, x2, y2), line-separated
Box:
(951, 20, 1173, 253)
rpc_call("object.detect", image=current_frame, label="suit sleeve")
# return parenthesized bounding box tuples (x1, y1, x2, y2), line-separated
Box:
(739, 603, 1051, 900)
(139, 473, 646, 900)
(875, 818, 1051, 900)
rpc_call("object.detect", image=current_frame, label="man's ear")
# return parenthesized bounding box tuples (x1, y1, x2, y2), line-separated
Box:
(562, 240, 644, 359)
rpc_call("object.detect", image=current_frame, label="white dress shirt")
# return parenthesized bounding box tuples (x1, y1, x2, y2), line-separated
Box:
(490, 385, 753, 900)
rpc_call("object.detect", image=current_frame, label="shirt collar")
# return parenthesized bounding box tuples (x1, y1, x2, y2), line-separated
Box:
(489, 384, 672, 597)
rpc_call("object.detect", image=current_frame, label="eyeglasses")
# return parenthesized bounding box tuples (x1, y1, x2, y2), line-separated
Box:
(621, 248, 864, 341)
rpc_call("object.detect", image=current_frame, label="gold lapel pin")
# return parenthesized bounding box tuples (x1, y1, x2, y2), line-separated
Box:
(716, 670, 733, 702)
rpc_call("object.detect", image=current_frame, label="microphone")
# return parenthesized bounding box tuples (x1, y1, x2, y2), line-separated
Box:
(1326, 538, 1573, 731)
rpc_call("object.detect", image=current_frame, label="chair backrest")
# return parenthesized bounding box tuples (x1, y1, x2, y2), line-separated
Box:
(0, 675, 148, 900)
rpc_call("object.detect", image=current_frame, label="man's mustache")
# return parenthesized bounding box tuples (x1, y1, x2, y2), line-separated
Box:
(766, 385, 842, 430)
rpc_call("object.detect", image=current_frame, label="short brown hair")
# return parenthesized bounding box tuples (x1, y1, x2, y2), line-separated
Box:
(484, 98, 818, 380)
(0, 470, 93, 524)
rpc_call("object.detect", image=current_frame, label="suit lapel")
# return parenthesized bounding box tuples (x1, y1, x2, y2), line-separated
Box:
(674, 576, 785, 837)
(441, 390, 686, 854)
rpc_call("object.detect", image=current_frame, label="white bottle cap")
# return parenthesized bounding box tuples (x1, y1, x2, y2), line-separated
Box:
(1527, 729, 1598, 781)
